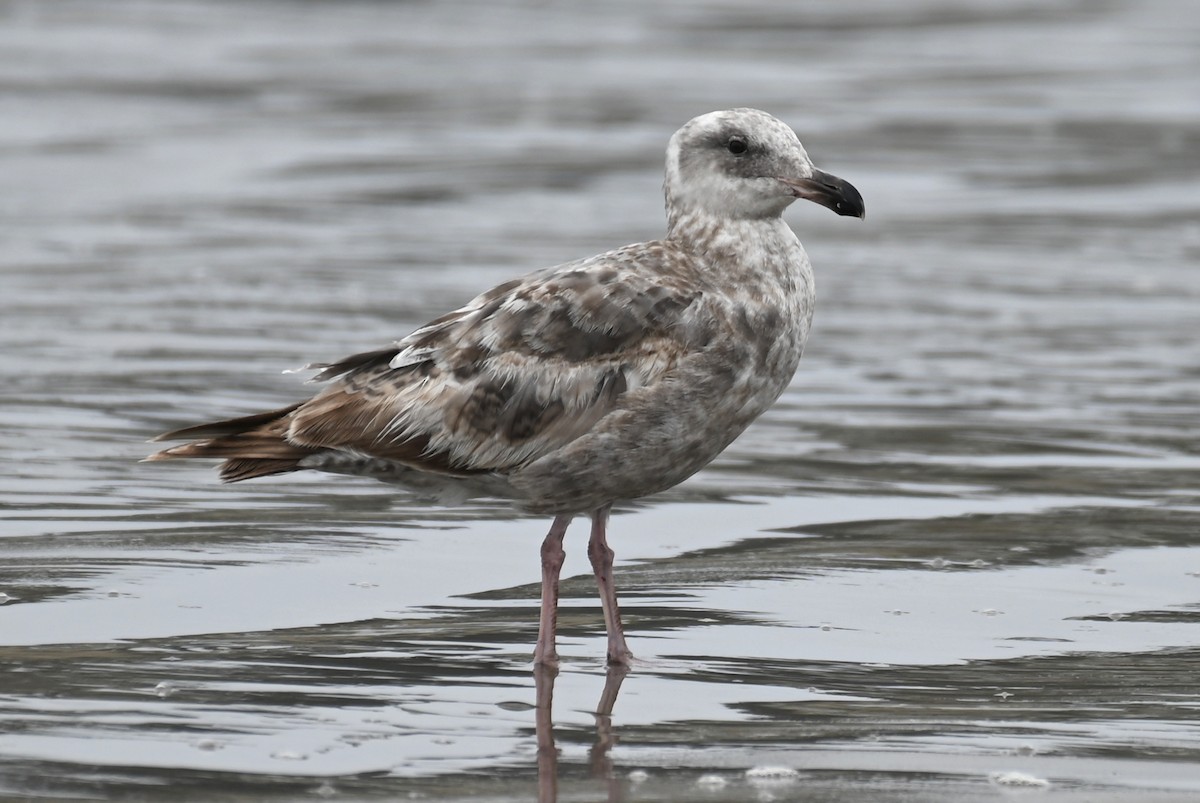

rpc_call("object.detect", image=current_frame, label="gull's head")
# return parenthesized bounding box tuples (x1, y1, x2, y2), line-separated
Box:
(665, 108, 864, 226)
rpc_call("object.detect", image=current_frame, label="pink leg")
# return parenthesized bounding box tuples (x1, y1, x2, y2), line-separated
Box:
(534, 515, 571, 667)
(587, 505, 633, 665)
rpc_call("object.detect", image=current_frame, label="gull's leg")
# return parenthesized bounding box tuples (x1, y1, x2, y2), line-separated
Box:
(534, 515, 572, 667)
(587, 504, 633, 665)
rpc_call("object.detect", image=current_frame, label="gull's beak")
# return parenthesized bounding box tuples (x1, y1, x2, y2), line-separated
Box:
(779, 169, 866, 219)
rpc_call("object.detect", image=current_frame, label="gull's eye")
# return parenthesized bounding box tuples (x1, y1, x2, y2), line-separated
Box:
(726, 136, 748, 155)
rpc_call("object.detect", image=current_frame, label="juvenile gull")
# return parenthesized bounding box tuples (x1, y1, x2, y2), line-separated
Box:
(147, 108, 864, 666)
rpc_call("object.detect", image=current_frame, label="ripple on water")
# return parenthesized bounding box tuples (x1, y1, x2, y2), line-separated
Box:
(2, 0, 1199, 800)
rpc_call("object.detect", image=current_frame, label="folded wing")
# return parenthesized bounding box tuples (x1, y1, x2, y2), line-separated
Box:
(293, 246, 705, 472)
(151, 243, 708, 481)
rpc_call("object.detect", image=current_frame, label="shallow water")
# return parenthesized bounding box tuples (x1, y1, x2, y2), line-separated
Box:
(2, 0, 1199, 799)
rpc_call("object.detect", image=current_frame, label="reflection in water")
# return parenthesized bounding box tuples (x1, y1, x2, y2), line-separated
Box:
(536, 663, 629, 803)
(536, 665, 560, 803)
(589, 664, 627, 789)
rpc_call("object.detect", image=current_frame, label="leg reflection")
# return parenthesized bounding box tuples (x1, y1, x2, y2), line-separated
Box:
(590, 663, 629, 793)
(534, 663, 630, 803)
(535, 663, 559, 803)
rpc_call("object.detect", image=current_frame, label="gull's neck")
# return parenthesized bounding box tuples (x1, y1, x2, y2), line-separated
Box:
(665, 206, 799, 268)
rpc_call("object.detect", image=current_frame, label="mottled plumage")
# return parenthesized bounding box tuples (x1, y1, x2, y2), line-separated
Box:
(148, 108, 864, 666)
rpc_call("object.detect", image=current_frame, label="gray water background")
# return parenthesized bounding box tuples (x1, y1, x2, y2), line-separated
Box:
(2, 0, 1199, 799)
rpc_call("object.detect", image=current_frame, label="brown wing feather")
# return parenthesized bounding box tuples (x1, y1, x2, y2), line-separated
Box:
(283, 242, 707, 474)
(149, 240, 710, 483)
(307, 346, 400, 383)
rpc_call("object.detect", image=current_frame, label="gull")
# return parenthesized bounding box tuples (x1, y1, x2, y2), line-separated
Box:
(147, 108, 864, 666)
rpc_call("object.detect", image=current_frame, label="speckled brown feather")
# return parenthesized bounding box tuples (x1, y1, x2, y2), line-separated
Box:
(146, 246, 708, 483)
(287, 248, 706, 473)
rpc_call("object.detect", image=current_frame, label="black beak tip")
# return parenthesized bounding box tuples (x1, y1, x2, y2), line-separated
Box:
(783, 171, 866, 220)
(833, 183, 866, 219)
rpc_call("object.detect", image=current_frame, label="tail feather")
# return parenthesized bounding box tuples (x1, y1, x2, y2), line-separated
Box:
(146, 403, 317, 483)
(220, 458, 308, 483)
(150, 403, 304, 442)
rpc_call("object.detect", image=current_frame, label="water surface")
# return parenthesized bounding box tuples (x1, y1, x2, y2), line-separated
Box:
(2, 0, 1199, 799)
